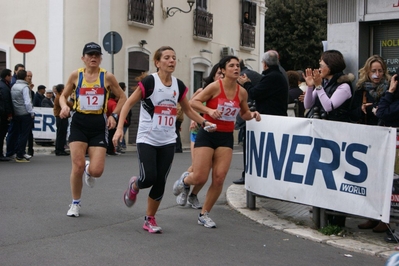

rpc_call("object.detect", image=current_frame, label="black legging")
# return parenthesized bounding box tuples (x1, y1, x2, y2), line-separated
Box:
(136, 143, 175, 201)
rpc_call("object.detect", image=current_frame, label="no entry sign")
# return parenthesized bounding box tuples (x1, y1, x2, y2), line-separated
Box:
(13, 30, 36, 53)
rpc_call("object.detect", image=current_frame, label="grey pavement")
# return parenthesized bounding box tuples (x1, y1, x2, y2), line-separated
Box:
(20, 143, 399, 260)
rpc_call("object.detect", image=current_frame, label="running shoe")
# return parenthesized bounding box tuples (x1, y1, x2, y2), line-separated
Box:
(15, 157, 30, 163)
(176, 187, 190, 206)
(67, 204, 81, 217)
(7, 154, 16, 160)
(143, 216, 162, 233)
(23, 154, 32, 160)
(123, 176, 139, 207)
(198, 211, 216, 228)
(173, 171, 189, 196)
(84, 160, 95, 188)
(188, 195, 202, 209)
(116, 146, 125, 154)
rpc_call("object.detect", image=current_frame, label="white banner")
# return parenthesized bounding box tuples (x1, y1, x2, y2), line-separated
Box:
(245, 115, 396, 223)
(32, 107, 56, 140)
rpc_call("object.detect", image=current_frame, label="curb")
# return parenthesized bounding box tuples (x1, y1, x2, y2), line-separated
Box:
(226, 184, 396, 259)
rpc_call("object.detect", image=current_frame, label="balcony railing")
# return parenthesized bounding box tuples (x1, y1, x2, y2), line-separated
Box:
(241, 23, 255, 49)
(193, 9, 213, 40)
(128, 0, 154, 27)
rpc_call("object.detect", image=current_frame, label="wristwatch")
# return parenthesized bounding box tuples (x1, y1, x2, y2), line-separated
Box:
(315, 85, 323, 90)
(111, 113, 119, 121)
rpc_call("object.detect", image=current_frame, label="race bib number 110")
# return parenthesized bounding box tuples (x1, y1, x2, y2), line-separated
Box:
(153, 105, 177, 129)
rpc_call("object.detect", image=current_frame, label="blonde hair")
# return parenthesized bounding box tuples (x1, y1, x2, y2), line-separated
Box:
(356, 55, 390, 89)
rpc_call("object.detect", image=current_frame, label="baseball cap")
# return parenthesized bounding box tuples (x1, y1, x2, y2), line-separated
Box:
(38, 85, 46, 90)
(82, 42, 102, 55)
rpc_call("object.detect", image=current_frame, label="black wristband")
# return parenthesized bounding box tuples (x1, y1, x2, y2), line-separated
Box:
(202, 120, 208, 128)
(111, 113, 119, 121)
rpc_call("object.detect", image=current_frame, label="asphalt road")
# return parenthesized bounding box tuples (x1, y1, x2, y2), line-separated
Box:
(0, 148, 386, 265)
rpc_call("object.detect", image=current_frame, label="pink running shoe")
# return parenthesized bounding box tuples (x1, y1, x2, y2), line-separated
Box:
(123, 176, 139, 207)
(143, 216, 162, 233)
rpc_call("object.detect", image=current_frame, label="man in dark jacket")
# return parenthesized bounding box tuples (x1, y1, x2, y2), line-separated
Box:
(235, 51, 288, 184)
(233, 60, 262, 184)
(10, 63, 25, 87)
(33, 85, 46, 107)
(0, 69, 13, 160)
(41, 91, 55, 108)
(238, 50, 288, 116)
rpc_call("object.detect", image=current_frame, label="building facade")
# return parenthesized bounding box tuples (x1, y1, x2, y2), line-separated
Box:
(0, 0, 266, 145)
(327, 0, 399, 76)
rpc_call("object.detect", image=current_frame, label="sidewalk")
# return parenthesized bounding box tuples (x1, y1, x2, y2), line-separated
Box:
(226, 184, 399, 259)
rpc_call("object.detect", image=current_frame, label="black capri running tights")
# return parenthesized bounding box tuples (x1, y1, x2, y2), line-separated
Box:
(136, 143, 175, 201)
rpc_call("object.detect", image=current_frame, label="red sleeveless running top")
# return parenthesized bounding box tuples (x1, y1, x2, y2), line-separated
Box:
(203, 79, 241, 132)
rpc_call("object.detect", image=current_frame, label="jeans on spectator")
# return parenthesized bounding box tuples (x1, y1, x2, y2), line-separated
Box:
(6, 119, 16, 157)
(120, 126, 128, 148)
(13, 114, 33, 158)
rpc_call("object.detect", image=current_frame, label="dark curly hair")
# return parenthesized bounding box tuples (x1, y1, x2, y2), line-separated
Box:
(321, 50, 346, 75)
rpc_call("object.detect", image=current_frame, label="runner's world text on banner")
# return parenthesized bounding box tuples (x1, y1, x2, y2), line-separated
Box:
(245, 115, 396, 223)
(32, 107, 57, 140)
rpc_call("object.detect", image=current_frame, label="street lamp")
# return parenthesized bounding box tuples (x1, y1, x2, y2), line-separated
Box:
(165, 0, 195, 18)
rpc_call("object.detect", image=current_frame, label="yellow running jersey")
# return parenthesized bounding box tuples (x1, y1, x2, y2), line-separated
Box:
(73, 68, 109, 114)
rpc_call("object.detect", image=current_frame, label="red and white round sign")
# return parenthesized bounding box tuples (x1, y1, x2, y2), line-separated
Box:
(13, 30, 36, 53)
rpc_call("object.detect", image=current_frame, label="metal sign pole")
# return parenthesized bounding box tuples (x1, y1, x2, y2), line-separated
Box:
(23, 53, 26, 68)
(102, 31, 122, 74)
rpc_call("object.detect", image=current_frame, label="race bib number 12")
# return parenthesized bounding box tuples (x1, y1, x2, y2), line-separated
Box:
(79, 87, 105, 111)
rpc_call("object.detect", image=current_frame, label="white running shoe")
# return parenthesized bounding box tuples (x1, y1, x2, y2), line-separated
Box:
(198, 211, 216, 228)
(67, 204, 81, 217)
(173, 171, 189, 196)
(84, 160, 95, 188)
(176, 187, 190, 206)
(188, 195, 202, 209)
(23, 154, 32, 160)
